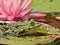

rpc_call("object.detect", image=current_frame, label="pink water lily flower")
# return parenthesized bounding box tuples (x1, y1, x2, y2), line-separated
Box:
(0, 0, 46, 22)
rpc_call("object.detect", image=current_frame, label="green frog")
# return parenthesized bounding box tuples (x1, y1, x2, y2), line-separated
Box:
(0, 19, 60, 37)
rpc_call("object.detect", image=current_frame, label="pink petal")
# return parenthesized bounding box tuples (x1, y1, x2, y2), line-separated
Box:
(30, 13, 46, 18)
(0, 0, 11, 15)
(21, 0, 32, 10)
(7, 16, 14, 21)
(0, 7, 7, 15)
(23, 14, 30, 21)
(35, 19, 45, 22)
(0, 7, 8, 19)
(17, 9, 30, 17)
(0, 0, 20, 15)
(10, 0, 20, 15)
(0, 14, 7, 18)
